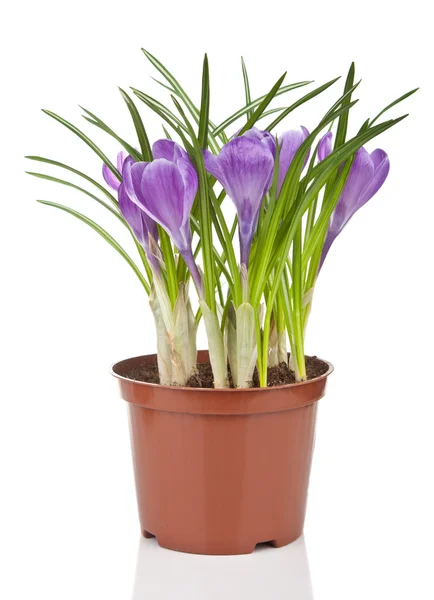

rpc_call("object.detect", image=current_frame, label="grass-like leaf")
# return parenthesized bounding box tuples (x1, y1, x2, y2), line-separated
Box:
(265, 77, 341, 131)
(198, 54, 210, 149)
(171, 95, 217, 312)
(238, 72, 287, 136)
(143, 49, 200, 125)
(37, 200, 150, 293)
(241, 57, 252, 121)
(333, 63, 355, 149)
(27, 172, 123, 222)
(213, 81, 312, 136)
(42, 110, 121, 180)
(150, 76, 176, 94)
(25, 156, 118, 206)
(119, 88, 153, 161)
(370, 87, 419, 126)
(80, 106, 141, 161)
(132, 88, 187, 134)
(147, 55, 221, 151)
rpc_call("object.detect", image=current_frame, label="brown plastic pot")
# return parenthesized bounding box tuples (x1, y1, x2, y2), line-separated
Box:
(112, 350, 333, 555)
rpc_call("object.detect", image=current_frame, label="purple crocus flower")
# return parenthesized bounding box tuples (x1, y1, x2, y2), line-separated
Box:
(318, 132, 390, 269)
(203, 135, 274, 266)
(277, 127, 310, 194)
(102, 152, 159, 272)
(123, 140, 203, 295)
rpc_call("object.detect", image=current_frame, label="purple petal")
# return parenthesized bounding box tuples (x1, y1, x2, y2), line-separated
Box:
(203, 136, 274, 265)
(357, 149, 390, 208)
(277, 127, 310, 193)
(116, 151, 128, 173)
(243, 127, 276, 156)
(123, 159, 148, 205)
(330, 147, 374, 233)
(118, 182, 159, 272)
(102, 164, 121, 191)
(203, 149, 229, 188)
(318, 131, 333, 162)
(118, 183, 147, 246)
(177, 158, 198, 227)
(102, 151, 128, 191)
(152, 139, 188, 162)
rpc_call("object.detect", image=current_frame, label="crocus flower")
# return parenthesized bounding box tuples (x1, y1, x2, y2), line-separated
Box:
(317, 132, 390, 269)
(277, 127, 310, 194)
(102, 152, 159, 271)
(123, 140, 203, 295)
(203, 135, 274, 266)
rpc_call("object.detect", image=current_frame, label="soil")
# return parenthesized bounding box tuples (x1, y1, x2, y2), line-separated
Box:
(123, 355, 329, 388)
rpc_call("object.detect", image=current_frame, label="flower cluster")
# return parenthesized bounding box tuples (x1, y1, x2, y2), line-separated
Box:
(31, 52, 413, 388)
(111, 127, 389, 276)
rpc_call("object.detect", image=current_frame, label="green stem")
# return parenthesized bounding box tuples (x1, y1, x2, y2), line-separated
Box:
(158, 228, 178, 307)
(292, 224, 306, 380)
(255, 309, 265, 387)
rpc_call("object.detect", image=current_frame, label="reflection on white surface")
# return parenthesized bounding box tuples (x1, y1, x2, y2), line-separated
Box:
(132, 535, 313, 599)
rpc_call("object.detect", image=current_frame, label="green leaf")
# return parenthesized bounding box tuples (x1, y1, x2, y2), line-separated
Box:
(265, 76, 341, 131)
(150, 76, 176, 94)
(320, 64, 356, 209)
(37, 200, 150, 293)
(26, 171, 123, 222)
(171, 96, 216, 312)
(238, 72, 287, 136)
(213, 81, 312, 136)
(42, 110, 121, 181)
(144, 49, 221, 153)
(225, 303, 237, 385)
(80, 106, 142, 161)
(119, 88, 153, 161)
(162, 125, 172, 139)
(143, 48, 200, 124)
(198, 54, 210, 149)
(158, 226, 178, 307)
(241, 57, 252, 121)
(333, 63, 355, 149)
(370, 87, 419, 126)
(25, 156, 118, 206)
(291, 223, 306, 381)
(26, 164, 152, 283)
(132, 88, 188, 134)
(261, 106, 286, 118)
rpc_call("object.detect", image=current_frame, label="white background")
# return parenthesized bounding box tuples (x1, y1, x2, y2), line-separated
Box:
(1, 1, 433, 598)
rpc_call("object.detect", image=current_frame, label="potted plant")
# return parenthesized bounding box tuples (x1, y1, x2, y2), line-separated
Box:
(27, 50, 416, 555)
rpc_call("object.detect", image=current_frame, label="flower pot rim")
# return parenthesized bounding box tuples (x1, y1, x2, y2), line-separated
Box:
(111, 351, 334, 394)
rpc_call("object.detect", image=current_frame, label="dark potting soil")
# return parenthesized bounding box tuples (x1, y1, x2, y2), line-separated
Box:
(123, 355, 329, 388)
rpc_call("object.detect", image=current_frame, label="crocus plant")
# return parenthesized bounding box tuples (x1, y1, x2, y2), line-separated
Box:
(28, 50, 416, 388)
